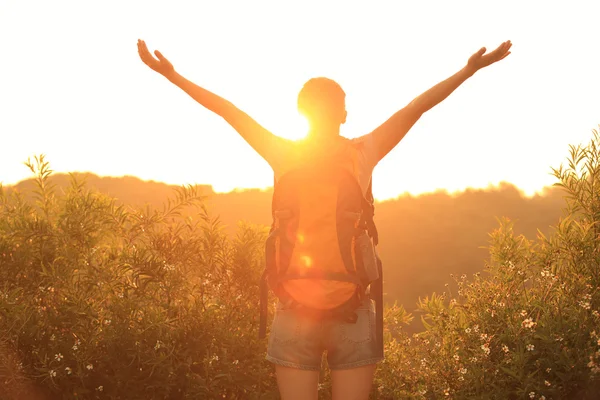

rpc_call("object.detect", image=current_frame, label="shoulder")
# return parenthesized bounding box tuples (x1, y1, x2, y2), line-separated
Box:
(348, 134, 378, 163)
(269, 137, 304, 176)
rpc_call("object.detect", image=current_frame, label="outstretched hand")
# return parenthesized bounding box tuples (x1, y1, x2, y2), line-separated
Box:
(137, 39, 175, 78)
(466, 40, 512, 73)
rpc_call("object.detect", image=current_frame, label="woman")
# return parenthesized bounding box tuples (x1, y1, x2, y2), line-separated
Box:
(137, 38, 511, 400)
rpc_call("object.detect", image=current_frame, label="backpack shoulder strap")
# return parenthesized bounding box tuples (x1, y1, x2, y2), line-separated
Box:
(363, 178, 379, 246)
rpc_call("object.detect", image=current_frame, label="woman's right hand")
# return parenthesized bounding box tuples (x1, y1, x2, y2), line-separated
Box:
(137, 39, 175, 78)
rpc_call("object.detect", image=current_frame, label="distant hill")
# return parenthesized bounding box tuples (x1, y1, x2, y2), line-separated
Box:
(3, 174, 565, 333)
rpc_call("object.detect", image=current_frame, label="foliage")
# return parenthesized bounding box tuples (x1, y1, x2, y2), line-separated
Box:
(373, 129, 600, 399)
(0, 155, 275, 399)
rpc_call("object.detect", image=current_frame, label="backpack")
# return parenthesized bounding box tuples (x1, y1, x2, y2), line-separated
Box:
(258, 138, 384, 358)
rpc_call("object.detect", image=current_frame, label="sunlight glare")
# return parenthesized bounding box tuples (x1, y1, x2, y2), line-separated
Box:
(278, 114, 309, 141)
(300, 255, 313, 268)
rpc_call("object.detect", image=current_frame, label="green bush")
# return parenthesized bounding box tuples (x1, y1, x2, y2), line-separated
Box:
(0, 156, 276, 399)
(373, 129, 600, 399)
(2, 127, 600, 399)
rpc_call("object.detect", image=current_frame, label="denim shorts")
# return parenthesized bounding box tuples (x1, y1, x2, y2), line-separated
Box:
(265, 297, 383, 371)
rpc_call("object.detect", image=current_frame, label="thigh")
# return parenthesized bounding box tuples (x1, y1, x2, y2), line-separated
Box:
(331, 364, 376, 400)
(275, 365, 320, 400)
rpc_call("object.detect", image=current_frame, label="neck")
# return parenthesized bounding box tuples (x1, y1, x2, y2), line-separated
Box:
(306, 124, 341, 141)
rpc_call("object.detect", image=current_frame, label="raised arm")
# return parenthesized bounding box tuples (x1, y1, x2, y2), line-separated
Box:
(368, 40, 512, 162)
(136, 39, 287, 163)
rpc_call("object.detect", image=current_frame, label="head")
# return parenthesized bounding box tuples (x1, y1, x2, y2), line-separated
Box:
(297, 77, 347, 137)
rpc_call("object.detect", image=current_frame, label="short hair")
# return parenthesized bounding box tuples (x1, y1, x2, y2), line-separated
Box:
(297, 77, 346, 121)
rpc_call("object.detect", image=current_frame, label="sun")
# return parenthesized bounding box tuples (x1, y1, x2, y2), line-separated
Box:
(273, 114, 310, 141)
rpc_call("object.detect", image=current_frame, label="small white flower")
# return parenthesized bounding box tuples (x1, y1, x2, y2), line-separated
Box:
(526, 344, 535, 351)
(104, 319, 111, 326)
(579, 301, 591, 310)
(502, 344, 509, 353)
(50, 334, 56, 342)
(546, 367, 551, 373)
(522, 318, 536, 329)
(49, 369, 57, 377)
(520, 310, 528, 317)
(96, 386, 103, 392)
(65, 367, 72, 375)
(232, 360, 239, 365)
(465, 328, 472, 334)
(545, 380, 551, 387)
(72, 345, 78, 351)
(529, 392, 535, 399)
(453, 354, 460, 361)
(54, 353, 63, 362)
(481, 343, 491, 355)
(86, 364, 93, 370)
(459, 367, 467, 375)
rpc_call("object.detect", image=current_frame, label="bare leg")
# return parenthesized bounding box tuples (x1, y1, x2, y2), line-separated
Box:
(275, 365, 320, 400)
(331, 364, 376, 400)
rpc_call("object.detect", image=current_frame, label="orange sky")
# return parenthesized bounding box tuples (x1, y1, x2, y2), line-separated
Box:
(1, 1, 599, 200)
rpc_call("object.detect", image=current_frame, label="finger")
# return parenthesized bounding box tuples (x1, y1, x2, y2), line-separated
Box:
(499, 51, 511, 61)
(492, 43, 505, 54)
(154, 50, 166, 62)
(138, 45, 157, 67)
(477, 47, 486, 56)
(140, 40, 150, 54)
(137, 40, 146, 56)
(141, 42, 158, 61)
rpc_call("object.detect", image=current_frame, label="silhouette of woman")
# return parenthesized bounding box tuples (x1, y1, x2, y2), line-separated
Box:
(137, 38, 511, 400)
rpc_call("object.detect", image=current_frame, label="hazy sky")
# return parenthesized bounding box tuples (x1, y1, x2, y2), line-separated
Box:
(1, 0, 599, 200)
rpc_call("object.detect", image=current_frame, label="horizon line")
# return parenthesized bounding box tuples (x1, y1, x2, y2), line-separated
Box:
(2, 170, 560, 202)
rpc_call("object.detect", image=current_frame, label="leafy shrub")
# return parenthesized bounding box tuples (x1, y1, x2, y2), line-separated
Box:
(0, 156, 276, 399)
(373, 129, 600, 399)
